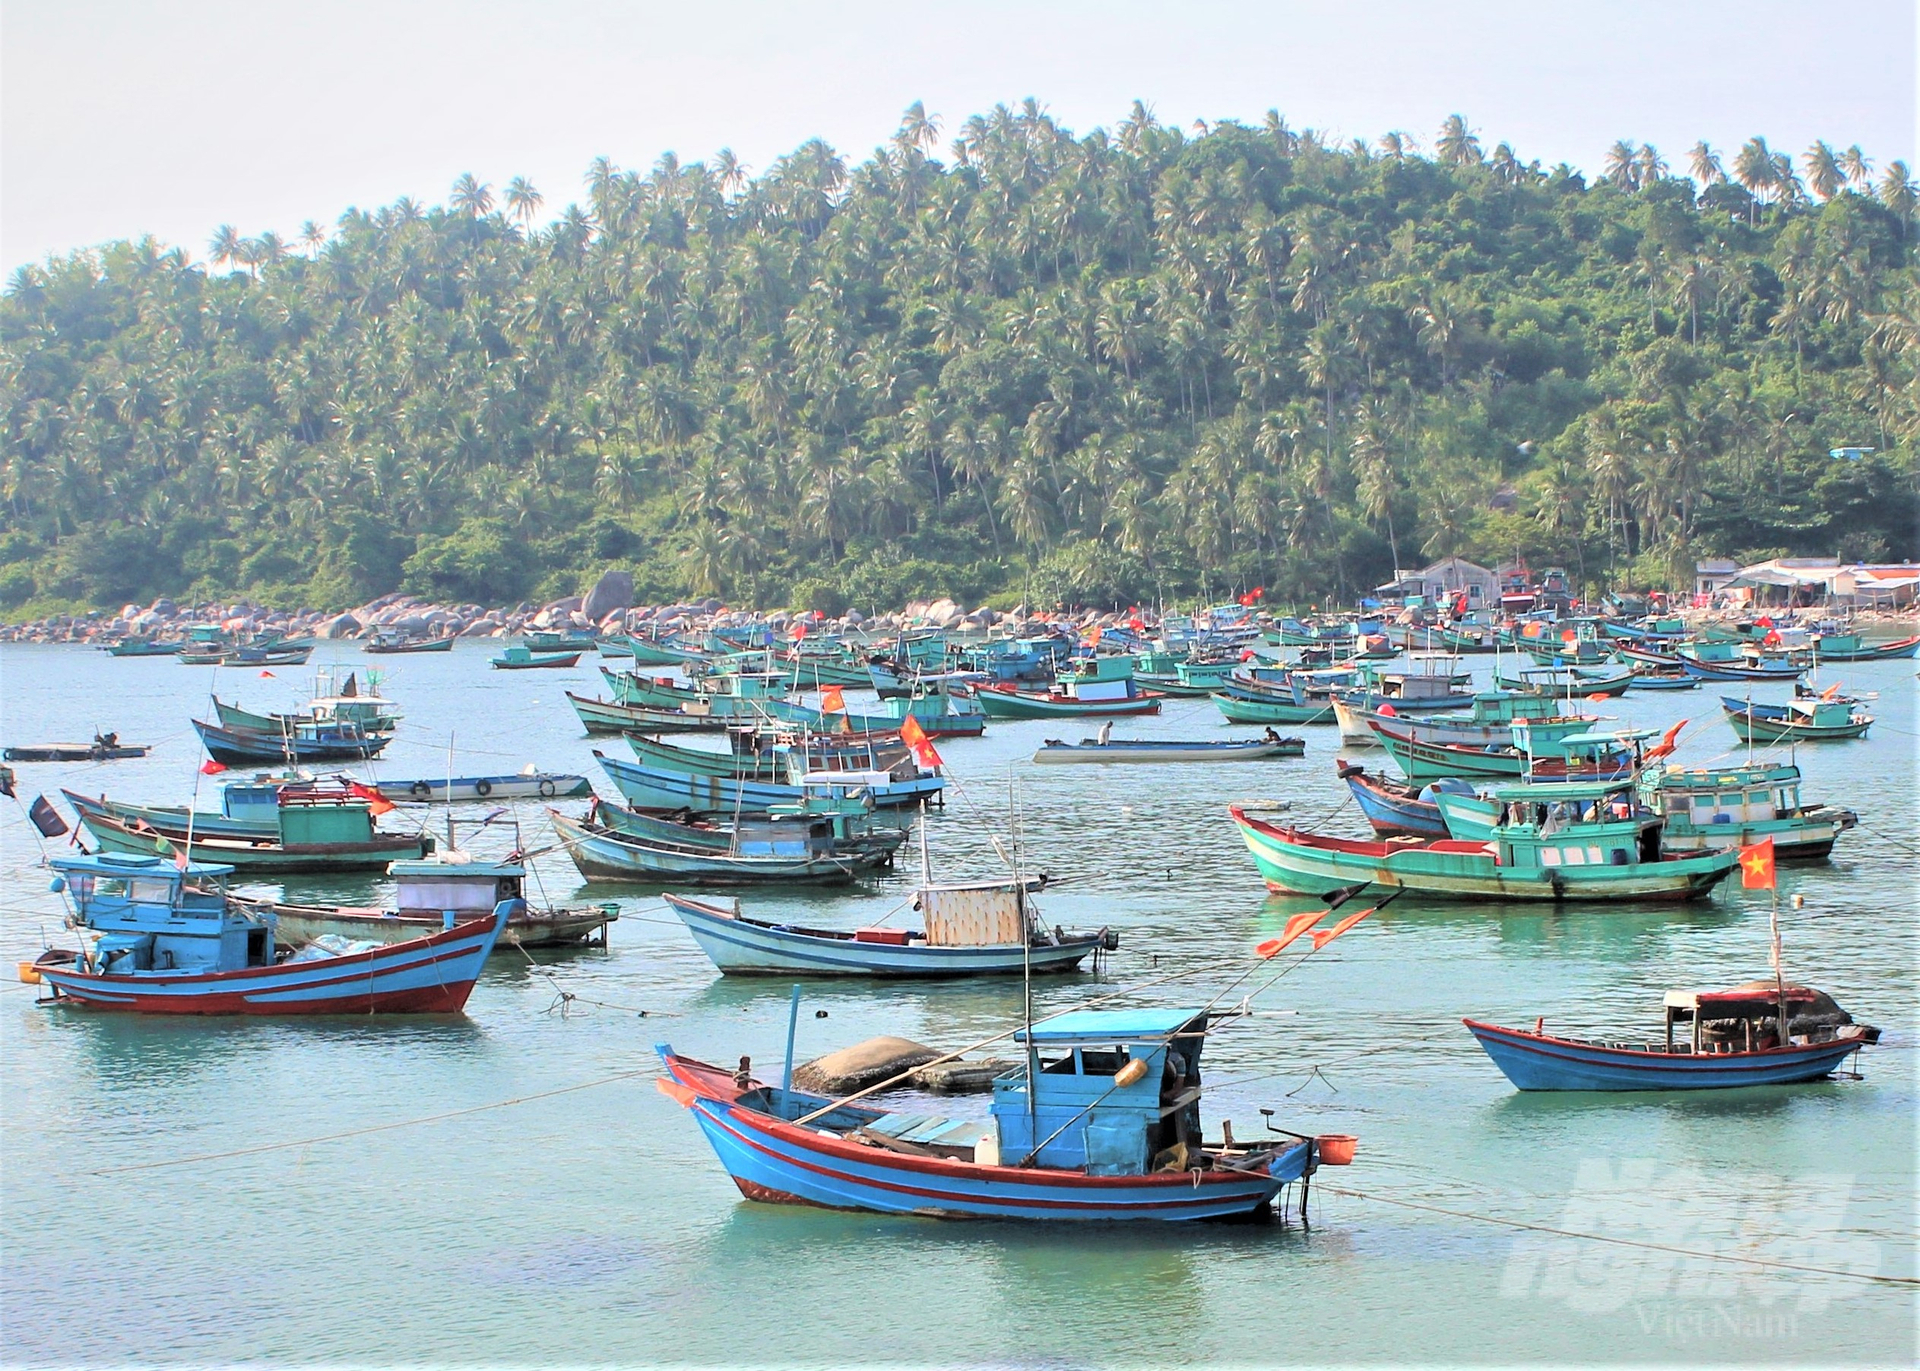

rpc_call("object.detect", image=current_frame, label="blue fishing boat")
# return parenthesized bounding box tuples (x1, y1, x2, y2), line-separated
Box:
(663, 879, 1113, 977)
(656, 1005, 1342, 1220)
(549, 809, 882, 885)
(192, 716, 389, 765)
(1465, 984, 1878, 1090)
(567, 691, 728, 735)
(491, 645, 584, 669)
(1337, 762, 1464, 839)
(21, 852, 509, 1014)
(595, 750, 943, 813)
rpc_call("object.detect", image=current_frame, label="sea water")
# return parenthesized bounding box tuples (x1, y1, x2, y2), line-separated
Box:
(1, 642, 1913, 1365)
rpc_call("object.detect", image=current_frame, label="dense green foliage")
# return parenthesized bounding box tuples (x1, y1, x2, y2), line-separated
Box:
(4, 105, 1917, 616)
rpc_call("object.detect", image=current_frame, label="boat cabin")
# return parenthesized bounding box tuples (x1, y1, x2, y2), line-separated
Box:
(991, 1009, 1211, 1175)
(1058, 655, 1140, 702)
(1641, 762, 1804, 829)
(388, 855, 524, 917)
(50, 852, 266, 975)
(1484, 780, 1660, 870)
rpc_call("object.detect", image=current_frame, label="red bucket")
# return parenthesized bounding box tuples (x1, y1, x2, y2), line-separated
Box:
(1316, 1134, 1358, 1166)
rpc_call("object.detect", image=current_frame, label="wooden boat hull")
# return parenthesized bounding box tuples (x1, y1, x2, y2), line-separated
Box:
(1721, 700, 1872, 742)
(5, 743, 151, 762)
(1463, 1019, 1865, 1090)
(106, 641, 182, 656)
(1492, 669, 1634, 697)
(1228, 806, 1737, 902)
(363, 637, 456, 654)
(1626, 672, 1699, 691)
(1808, 634, 1919, 661)
(665, 895, 1102, 976)
(34, 905, 509, 1014)
(657, 1050, 1313, 1218)
(491, 651, 583, 669)
(193, 718, 388, 765)
(551, 812, 873, 885)
(1032, 739, 1303, 764)
(63, 790, 266, 842)
(619, 638, 712, 668)
(1210, 693, 1332, 726)
(975, 686, 1162, 719)
(267, 902, 612, 949)
(76, 807, 430, 874)
(1678, 657, 1803, 682)
(1339, 766, 1450, 839)
(372, 773, 593, 802)
(597, 751, 943, 813)
(568, 691, 727, 734)
(763, 698, 986, 738)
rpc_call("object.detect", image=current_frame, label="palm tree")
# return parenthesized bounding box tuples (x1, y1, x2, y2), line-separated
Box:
(1732, 138, 1776, 223)
(1838, 145, 1873, 192)
(1803, 142, 1844, 200)
(1687, 141, 1724, 187)
(1436, 115, 1482, 167)
(1378, 130, 1412, 160)
(1879, 161, 1916, 237)
(208, 224, 243, 272)
(504, 177, 543, 234)
(1635, 144, 1667, 187)
(1350, 407, 1401, 571)
(450, 173, 494, 218)
(1603, 141, 1640, 190)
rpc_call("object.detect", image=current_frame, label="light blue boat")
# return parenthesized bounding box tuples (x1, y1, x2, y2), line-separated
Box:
(594, 750, 943, 814)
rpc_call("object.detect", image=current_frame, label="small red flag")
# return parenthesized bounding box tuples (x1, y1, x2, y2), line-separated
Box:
(258, 670, 276, 678)
(1309, 904, 1376, 950)
(346, 781, 397, 816)
(1642, 719, 1687, 762)
(200, 759, 227, 775)
(173, 843, 190, 870)
(793, 620, 808, 640)
(1255, 909, 1328, 958)
(1561, 628, 1577, 643)
(1739, 837, 1776, 890)
(897, 715, 943, 769)
(820, 686, 846, 714)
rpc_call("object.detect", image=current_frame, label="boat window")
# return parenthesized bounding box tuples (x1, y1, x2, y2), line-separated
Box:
(128, 878, 175, 904)
(1559, 847, 1586, 866)
(1539, 847, 1562, 866)
(93, 877, 127, 897)
(1079, 1048, 1129, 1076)
(1039, 1053, 1076, 1075)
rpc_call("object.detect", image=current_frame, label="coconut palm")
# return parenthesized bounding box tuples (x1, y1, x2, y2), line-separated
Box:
(504, 177, 543, 234)
(208, 225, 243, 272)
(1838, 145, 1873, 192)
(1603, 141, 1640, 190)
(1803, 142, 1845, 200)
(1687, 141, 1724, 187)
(450, 174, 494, 218)
(1435, 115, 1482, 167)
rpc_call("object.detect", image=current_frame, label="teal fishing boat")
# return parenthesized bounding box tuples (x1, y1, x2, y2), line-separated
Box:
(1722, 696, 1873, 743)
(1635, 761, 1857, 860)
(1230, 783, 1740, 902)
(975, 657, 1163, 719)
(67, 786, 432, 874)
(1210, 691, 1333, 726)
(567, 691, 729, 734)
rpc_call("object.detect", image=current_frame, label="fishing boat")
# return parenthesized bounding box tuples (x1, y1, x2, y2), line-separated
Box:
(590, 794, 907, 866)
(1211, 691, 1332, 726)
(1491, 665, 1636, 698)
(595, 750, 944, 814)
(68, 785, 432, 874)
(491, 645, 583, 669)
(550, 808, 881, 885)
(975, 657, 1163, 719)
(1370, 719, 1636, 785)
(261, 852, 615, 949)
(605, 667, 790, 718)
(5, 733, 150, 763)
(1626, 667, 1699, 691)
(1033, 735, 1304, 764)
(214, 677, 401, 737)
(104, 638, 181, 657)
(615, 636, 713, 668)
(1637, 761, 1856, 860)
(1336, 762, 1466, 840)
(1338, 692, 1574, 750)
(1722, 696, 1873, 742)
(763, 696, 985, 739)
(663, 875, 1113, 977)
(656, 1005, 1335, 1220)
(193, 716, 389, 765)
(1464, 984, 1878, 1090)
(369, 768, 593, 803)
(220, 645, 313, 667)
(524, 630, 598, 653)
(22, 851, 508, 1014)
(1805, 632, 1920, 662)
(1229, 783, 1741, 901)
(362, 629, 456, 654)
(567, 691, 728, 735)
(1675, 643, 1804, 682)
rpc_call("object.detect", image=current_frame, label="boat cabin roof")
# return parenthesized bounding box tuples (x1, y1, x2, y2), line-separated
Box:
(52, 851, 235, 880)
(1553, 728, 1660, 748)
(1488, 779, 1637, 803)
(1018, 1007, 1205, 1044)
(388, 854, 523, 880)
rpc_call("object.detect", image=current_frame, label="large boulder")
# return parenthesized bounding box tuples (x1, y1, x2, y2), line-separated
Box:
(582, 569, 635, 623)
(319, 613, 362, 639)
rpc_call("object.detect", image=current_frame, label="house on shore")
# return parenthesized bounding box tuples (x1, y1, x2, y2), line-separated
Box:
(1375, 557, 1500, 609)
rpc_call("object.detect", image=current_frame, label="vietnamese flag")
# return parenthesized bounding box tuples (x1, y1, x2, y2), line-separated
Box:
(200, 759, 227, 776)
(1309, 903, 1376, 950)
(346, 781, 398, 816)
(1739, 837, 1776, 890)
(898, 715, 943, 770)
(1255, 909, 1328, 959)
(820, 686, 846, 714)
(793, 620, 808, 641)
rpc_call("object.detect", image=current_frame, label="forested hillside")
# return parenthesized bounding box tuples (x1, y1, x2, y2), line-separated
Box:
(4, 104, 1916, 616)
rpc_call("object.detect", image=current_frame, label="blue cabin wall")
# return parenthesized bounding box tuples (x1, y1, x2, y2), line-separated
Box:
(989, 1041, 1182, 1176)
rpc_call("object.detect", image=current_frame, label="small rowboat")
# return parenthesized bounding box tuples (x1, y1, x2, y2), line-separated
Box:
(1032, 737, 1304, 764)
(567, 691, 729, 734)
(370, 771, 593, 802)
(1464, 984, 1879, 1090)
(5, 734, 150, 762)
(973, 684, 1163, 719)
(362, 632, 456, 654)
(1626, 668, 1699, 691)
(1210, 692, 1333, 726)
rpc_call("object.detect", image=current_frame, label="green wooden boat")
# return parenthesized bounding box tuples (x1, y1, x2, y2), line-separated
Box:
(1636, 761, 1856, 859)
(1492, 665, 1636, 698)
(567, 691, 729, 734)
(105, 637, 181, 657)
(69, 788, 432, 874)
(1230, 784, 1740, 902)
(1373, 721, 1640, 784)
(1722, 697, 1873, 743)
(615, 636, 713, 668)
(1210, 692, 1333, 726)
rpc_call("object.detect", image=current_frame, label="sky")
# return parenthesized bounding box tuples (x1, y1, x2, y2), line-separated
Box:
(3, 0, 1915, 272)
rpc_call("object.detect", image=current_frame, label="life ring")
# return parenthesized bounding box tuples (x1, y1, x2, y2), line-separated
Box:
(409, 781, 431, 800)
(474, 779, 493, 797)
(538, 778, 557, 798)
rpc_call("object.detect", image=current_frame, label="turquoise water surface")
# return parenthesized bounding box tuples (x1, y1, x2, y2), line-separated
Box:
(2, 642, 1913, 1366)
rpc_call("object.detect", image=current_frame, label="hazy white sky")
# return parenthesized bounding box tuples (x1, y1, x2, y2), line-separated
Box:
(4, 0, 1914, 272)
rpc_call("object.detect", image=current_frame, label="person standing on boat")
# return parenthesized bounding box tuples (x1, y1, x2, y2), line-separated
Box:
(1097, 720, 1113, 745)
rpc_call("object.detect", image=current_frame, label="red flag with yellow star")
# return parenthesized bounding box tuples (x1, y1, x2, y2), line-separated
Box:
(1739, 836, 1776, 890)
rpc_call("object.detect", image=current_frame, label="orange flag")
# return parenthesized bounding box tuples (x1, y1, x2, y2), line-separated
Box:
(1309, 904, 1376, 950)
(346, 781, 398, 816)
(200, 759, 227, 775)
(1819, 682, 1841, 701)
(1255, 909, 1328, 959)
(1739, 837, 1776, 890)
(820, 686, 846, 713)
(1643, 719, 1686, 762)
(898, 714, 943, 769)
(1586, 692, 1610, 702)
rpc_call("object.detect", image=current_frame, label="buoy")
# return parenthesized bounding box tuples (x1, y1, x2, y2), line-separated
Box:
(1113, 1058, 1149, 1088)
(17, 961, 42, 985)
